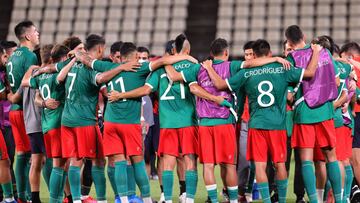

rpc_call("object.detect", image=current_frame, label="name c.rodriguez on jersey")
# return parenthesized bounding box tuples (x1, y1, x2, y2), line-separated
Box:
(244, 66, 285, 78)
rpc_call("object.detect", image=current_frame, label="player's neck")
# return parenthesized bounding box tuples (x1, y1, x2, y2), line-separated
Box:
(213, 56, 227, 61)
(20, 41, 35, 51)
(295, 41, 307, 50)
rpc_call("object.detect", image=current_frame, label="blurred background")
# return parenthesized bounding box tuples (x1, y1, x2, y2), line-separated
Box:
(0, 0, 359, 59)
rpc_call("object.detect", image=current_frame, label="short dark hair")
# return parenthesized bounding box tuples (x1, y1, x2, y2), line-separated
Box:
(40, 44, 54, 65)
(285, 25, 304, 45)
(51, 44, 70, 63)
(165, 40, 175, 55)
(175, 33, 187, 53)
(252, 39, 271, 57)
(210, 38, 228, 56)
(14, 20, 35, 40)
(110, 41, 123, 54)
(85, 34, 105, 50)
(340, 42, 360, 56)
(137, 46, 150, 54)
(62, 36, 82, 50)
(243, 41, 254, 51)
(120, 42, 137, 57)
(314, 35, 334, 54)
(0, 45, 5, 55)
(0, 40, 17, 49)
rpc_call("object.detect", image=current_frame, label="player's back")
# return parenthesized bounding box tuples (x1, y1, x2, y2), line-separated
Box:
(241, 62, 299, 130)
(6, 47, 38, 110)
(104, 61, 151, 124)
(147, 60, 197, 128)
(62, 62, 100, 127)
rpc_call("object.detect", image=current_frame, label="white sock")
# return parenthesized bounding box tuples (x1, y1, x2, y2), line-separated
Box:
(230, 200, 238, 203)
(317, 189, 324, 203)
(5, 197, 15, 202)
(206, 184, 217, 191)
(73, 201, 82, 203)
(97, 201, 107, 203)
(165, 201, 173, 203)
(120, 196, 129, 203)
(143, 197, 153, 203)
(80, 195, 89, 200)
(186, 198, 194, 203)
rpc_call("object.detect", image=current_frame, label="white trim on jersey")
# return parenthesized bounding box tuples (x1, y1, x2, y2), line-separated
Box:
(189, 81, 197, 86)
(145, 83, 154, 90)
(225, 78, 233, 91)
(180, 71, 187, 82)
(148, 62, 153, 71)
(91, 59, 97, 69)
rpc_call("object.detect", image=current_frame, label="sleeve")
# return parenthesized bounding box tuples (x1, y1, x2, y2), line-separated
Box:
(55, 58, 72, 72)
(285, 67, 305, 84)
(286, 55, 296, 66)
(92, 60, 119, 72)
(90, 70, 101, 86)
(29, 76, 39, 89)
(180, 64, 200, 83)
(330, 53, 340, 77)
(0, 80, 5, 93)
(230, 60, 244, 75)
(287, 86, 294, 93)
(137, 62, 152, 76)
(226, 70, 246, 92)
(24, 54, 38, 71)
(145, 70, 160, 92)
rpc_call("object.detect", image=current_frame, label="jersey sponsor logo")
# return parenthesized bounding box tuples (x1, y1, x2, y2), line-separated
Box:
(12, 50, 23, 56)
(173, 63, 191, 70)
(244, 66, 284, 78)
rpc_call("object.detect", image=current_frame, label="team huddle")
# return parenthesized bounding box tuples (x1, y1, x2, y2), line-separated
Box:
(0, 19, 360, 203)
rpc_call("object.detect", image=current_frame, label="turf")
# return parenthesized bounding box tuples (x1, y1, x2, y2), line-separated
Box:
(37, 157, 300, 202)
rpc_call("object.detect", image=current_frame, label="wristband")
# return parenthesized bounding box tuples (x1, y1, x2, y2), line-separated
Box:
(220, 100, 232, 108)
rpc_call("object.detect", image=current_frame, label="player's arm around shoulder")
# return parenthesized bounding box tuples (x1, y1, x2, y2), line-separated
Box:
(202, 59, 228, 90)
(21, 65, 41, 87)
(302, 44, 322, 78)
(95, 61, 141, 84)
(56, 57, 76, 84)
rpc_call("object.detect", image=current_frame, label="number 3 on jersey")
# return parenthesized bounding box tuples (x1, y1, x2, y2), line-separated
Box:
(160, 73, 185, 100)
(108, 77, 126, 101)
(257, 80, 275, 107)
(7, 62, 15, 87)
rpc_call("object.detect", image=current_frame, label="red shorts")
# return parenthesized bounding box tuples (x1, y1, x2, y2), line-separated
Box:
(292, 120, 336, 149)
(158, 126, 198, 157)
(335, 126, 353, 161)
(198, 124, 237, 164)
(0, 131, 8, 160)
(103, 122, 143, 157)
(44, 128, 62, 158)
(9, 111, 31, 152)
(61, 125, 104, 159)
(247, 129, 287, 163)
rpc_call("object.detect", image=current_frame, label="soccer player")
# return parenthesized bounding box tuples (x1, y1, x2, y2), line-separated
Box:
(6, 20, 39, 203)
(201, 39, 319, 203)
(285, 25, 342, 203)
(237, 40, 255, 202)
(0, 45, 16, 203)
(21, 44, 76, 203)
(107, 34, 201, 203)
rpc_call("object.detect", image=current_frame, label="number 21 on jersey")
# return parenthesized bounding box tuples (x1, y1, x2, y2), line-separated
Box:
(160, 73, 185, 100)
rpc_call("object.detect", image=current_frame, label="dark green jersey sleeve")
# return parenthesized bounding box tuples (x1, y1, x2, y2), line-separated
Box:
(89, 70, 101, 87)
(24, 53, 38, 72)
(285, 67, 304, 84)
(226, 69, 246, 92)
(137, 62, 152, 76)
(29, 76, 39, 89)
(56, 58, 73, 72)
(230, 60, 244, 75)
(146, 69, 160, 92)
(181, 64, 201, 83)
(92, 60, 118, 72)
(0, 80, 5, 93)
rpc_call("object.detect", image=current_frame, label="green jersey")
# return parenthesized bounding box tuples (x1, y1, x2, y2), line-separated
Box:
(29, 72, 65, 133)
(92, 60, 152, 124)
(181, 59, 244, 126)
(6, 46, 38, 110)
(333, 61, 352, 128)
(61, 62, 100, 127)
(227, 62, 304, 130)
(146, 60, 198, 128)
(0, 80, 5, 93)
(287, 47, 340, 124)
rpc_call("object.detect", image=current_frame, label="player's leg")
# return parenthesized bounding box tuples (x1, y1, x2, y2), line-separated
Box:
(9, 111, 31, 202)
(159, 154, 177, 203)
(49, 157, 67, 203)
(176, 156, 186, 201)
(80, 159, 94, 202)
(107, 156, 117, 198)
(91, 158, 107, 203)
(294, 148, 306, 202)
(0, 132, 15, 203)
(1, 126, 16, 200)
(28, 132, 46, 203)
(314, 160, 327, 202)
(183, 154, 197, 203)
(319, 120, 342, 203)
(68, 158, 84, 203)
(292, 123, 318, 203)
(343, 159, 353, 202)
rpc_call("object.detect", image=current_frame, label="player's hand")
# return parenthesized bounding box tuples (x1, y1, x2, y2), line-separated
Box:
(67, 50, 76, 58)
(276, 57, 291, 70)
(201, 60, 213, 70)
(44, 98, 60, 109)
(185, 55, 199, 64)
(108, 90, 121, 102)
(335, 57, 349, 64)
(120, 61, 141, 72)
(74, 49, 86, 60)
(311, 43, 322, 53)
(342, 102, 349, 113)
(349, 79, 357, 92)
